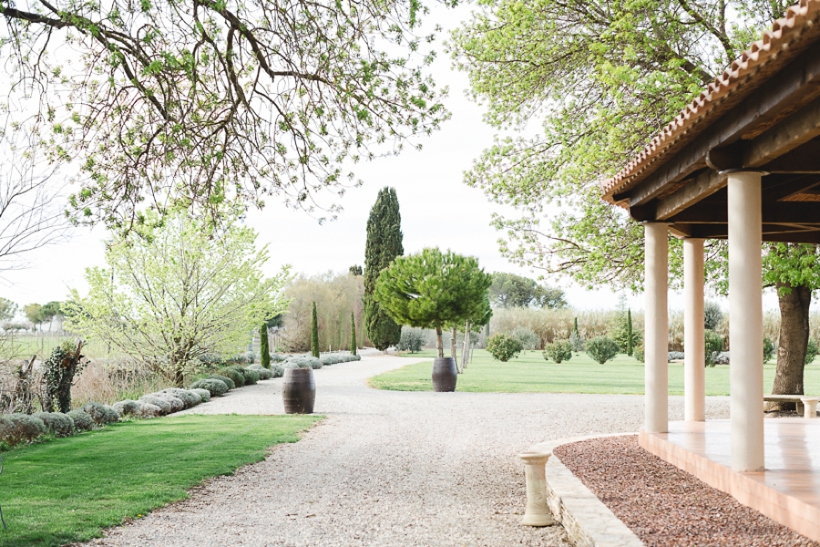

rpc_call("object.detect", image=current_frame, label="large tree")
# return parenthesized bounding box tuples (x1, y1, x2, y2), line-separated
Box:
(64, 209, 289, 386)
(450, 0, 816, 401)
(364, 187, 404, 351)
(489, 272, 567, 309)
(0, 0, 452, 228)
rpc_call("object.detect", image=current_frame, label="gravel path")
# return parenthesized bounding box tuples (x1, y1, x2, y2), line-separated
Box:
(89, 354, 730, 547)
(555, 436, 819, 547)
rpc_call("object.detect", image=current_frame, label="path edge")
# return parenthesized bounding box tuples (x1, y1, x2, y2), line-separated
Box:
(526, 433, 645, 547)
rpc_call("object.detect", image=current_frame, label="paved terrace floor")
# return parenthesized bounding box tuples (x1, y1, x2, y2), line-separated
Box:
(88, 353, 730, 547)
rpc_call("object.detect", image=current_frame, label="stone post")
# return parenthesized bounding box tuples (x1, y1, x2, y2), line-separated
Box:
(519, 451, 554, 527)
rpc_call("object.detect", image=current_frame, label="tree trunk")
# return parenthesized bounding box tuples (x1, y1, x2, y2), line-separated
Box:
(451, 326, 459, 372)
(769, 283, 812, 411)
(435, 325, 444, 358)
(462, 320, 471, 371)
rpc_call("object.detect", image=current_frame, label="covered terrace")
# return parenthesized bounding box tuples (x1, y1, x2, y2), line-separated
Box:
(602, 0, 820, 540)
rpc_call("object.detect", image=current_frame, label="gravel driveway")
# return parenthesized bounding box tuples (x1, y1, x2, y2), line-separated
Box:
(89, 353, 730, 547)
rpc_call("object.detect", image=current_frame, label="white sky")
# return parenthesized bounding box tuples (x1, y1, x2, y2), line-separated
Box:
(0, 3, 781, 314)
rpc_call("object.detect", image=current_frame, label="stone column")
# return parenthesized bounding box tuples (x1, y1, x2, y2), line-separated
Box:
(728, 171, 764, 472)
(684, 238, 705, 422)
(519, 451, 554, 526)
(645, 223, 669, 434)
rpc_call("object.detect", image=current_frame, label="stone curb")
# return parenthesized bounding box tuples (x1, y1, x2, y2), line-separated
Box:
(526, 433, 645, 547)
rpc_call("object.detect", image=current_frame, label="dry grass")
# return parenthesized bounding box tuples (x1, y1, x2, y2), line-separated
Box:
(71, 361, 174, 407)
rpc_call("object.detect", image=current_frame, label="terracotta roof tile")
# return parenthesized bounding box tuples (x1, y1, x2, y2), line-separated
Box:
(602, 0, 820, 202)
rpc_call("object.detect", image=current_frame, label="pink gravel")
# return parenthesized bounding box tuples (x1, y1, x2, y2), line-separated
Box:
(554, 436, 819, 547)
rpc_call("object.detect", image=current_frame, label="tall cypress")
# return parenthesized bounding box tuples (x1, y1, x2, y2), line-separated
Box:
(311, 302, 320, 358)
(364, 187, 404, 351)
(626, 309, 634, 356)
(260, 324, 271, 368)
(350, 311, 358, 356)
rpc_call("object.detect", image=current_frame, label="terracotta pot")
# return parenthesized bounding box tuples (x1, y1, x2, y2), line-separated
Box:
(432, 357, 457, 392)
(282, 367, 315, 414)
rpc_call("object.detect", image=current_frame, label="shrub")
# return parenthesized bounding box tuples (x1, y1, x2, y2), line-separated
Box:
(135, 402, 162, 418)
(763, 337, 775, 363)
(398, 327, 426, 353)
(153, 393, 184, 412)
(82, 402, 110, 425)
(285, 356, 321, 369)
(33, 412, 75, 437)
(585, 337, 620, 364)
(220, 367, 246, 388)
(271, 353, 286, 363)
(668, 351, 685, 361)
(633, 345, 644, 362)
(242, 369, 260, 385)
(705, 330, 724, 367)
(512, 326, 540, 350)
(569, 329, 585, 352)
(807, 338, 819, 365)
(191, 378, 229, 397)
(271, 364, 284, 378)
(67, 410, 94, 432)
(0, 414, 47, 445)
(207, 374, 235, 390)
(113, 400, 141, 417)
(139, 395, 172, 415)
(191, 388, 211, 402)
(161, 388, 201, 408)
(486, 333, 524, 362)
(543, 340, 573, 363)
(247, 364, 273, 379)
(704, 301, 723, 331)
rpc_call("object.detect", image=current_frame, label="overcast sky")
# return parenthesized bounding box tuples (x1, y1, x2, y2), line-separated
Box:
(0, 3, 779, 314)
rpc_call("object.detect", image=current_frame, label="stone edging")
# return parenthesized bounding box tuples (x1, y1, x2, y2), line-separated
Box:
(526, 433, 645, 547)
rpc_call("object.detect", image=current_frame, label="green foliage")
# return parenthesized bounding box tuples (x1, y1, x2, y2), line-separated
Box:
(284, 356, 321, 369)
(139, 395, 172, 415)
(260, 325, 271, 368)
(33, 412, 75, 437)
(191, 388, 211, 403)
(82, 402, 120, 425)
(704, 330, 725, 367)
(65, 209, 290, 387)
(374, 248, 493, 355)
(349, 265, 363, 276)
(220, 367, 246, 388)
(271, 364, 285, 378)
(112, 400, 141, 417)
(489, 272, 567, 309)
(350, 311, 358, 356)
(807, 339, 819, 365)
(242, 369, 260, 385)
(543, 340, 573, 363)
(207, 374, 235, 390)
(43, 341, 87, 413)
(0, 415, 319, 547)
(763, 337, 775, 364)
(398, 327, 427, 353)
(486, 333, 524, 362)
(704, 302, 723, 331)
(311, 302, 320, 358)
(511, 326, 540, 350)
(634, 345, 645, 363)
(612, 310, 642, 357)
(0, 414, 47, 446)
(66, 410, 94, 432)
(585, 337, 620, 365)
(364, 187, 404, 351)
(570, 329, 585, 352)
(0, 297, 18, 322)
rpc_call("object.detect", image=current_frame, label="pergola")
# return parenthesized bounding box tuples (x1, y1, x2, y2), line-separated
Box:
(602, 0, 820, 481)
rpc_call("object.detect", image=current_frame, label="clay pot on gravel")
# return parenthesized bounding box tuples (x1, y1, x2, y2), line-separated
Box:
(432, 357, 457, 392)
(282, 368, 315, 414)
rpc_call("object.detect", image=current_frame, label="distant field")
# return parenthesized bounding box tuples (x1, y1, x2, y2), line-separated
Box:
(0, 333, 112, 360)
(368, 349, 820, 396)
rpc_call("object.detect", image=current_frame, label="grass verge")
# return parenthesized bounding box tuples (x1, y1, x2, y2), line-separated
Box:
(369, 349, 820, 396)
(0, 414, 321, 547)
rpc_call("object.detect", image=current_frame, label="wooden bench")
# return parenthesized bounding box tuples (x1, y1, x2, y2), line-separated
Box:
(764, 395, 819, 418)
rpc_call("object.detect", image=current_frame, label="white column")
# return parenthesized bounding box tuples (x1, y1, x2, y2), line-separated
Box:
(684, 238, 705, 422)
(728, 171, 764, 472)
(645, 223, 669, 433)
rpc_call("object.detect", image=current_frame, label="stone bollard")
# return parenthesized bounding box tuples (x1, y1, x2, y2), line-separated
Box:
(801, 397, 819, 419)
(519, 450, 555, 527)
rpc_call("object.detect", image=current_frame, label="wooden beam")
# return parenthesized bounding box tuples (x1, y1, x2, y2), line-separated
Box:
(684, 224, 820, 243)
(762, 174, 820, 201)
(656, 170, 725, 220)
(669, 202, 820, 224)
(622, 41, 820, 206)
(756, 136, 820, 172)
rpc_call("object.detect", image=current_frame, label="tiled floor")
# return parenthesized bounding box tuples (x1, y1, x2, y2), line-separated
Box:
(641, 419, 820, 542)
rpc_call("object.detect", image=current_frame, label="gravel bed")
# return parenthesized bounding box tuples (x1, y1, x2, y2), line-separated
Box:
(555, 436, 819, 547)
(88, 356, 729, 547)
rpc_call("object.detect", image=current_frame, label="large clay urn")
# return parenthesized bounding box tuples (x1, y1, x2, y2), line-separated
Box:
(282, 367, 315, 414)
(432, 357, 457, 392)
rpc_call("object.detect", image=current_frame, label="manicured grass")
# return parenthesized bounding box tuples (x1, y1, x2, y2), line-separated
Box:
(0, 414, 320, 547)
(370, 349, 820, 396)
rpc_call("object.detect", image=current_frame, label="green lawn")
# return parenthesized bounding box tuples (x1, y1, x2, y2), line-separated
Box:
(369, 349, 820, 395)
(0, 414, 320, 547)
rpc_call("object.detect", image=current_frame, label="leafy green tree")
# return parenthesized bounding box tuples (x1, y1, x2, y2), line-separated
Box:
(0, 1, 452, 227)
(64, 209, 290, 386)
(260, 325, 271, 369)
(544, 340, 572, 364)
(364, 187, 404, 351)
(374, 248, 492, 358)
(349, 265, 363, 276)
(23, 303, 42, 329)
(311, 302, 320, 358)
(350, 312, 358, 356)
(488, 272, 567, 309)
(0, 298, 17, 322)
(450, 0, 814, 399)
(586, 337, 620, 365)
(486, 333, 523, 362)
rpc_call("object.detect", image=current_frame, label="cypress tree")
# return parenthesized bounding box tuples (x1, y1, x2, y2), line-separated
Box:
(574, 317, 579, 336)
(350, 312, 357, 356)
(626, 309, 634, 356)
(311, 302, 320, 358)
(364, 187, 404, 351)
(260, 324, 270, 368)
